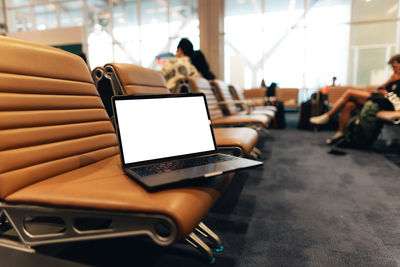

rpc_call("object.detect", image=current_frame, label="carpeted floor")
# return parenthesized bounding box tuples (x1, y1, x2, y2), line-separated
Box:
(9, 113, 400, 267)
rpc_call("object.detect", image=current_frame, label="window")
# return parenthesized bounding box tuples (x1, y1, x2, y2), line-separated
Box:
(349, 0, 399, 86)
(85, 0, 198, 69)
(224, 0, 399, 100)
(225, 0, 351, 93)
(35, 4, 57, 30)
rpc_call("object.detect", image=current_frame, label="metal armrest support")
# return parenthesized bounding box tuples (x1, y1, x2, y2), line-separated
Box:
(0, 203, 178, 250)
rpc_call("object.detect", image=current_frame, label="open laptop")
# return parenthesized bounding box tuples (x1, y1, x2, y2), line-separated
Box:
(112, 93, 262, 190)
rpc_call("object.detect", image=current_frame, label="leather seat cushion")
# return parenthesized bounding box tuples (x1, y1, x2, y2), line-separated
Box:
(5, 155, 232, 239)
(212, 114, 270, 127)
(255, 105, 277, 113)
(240, 109, 275, 119)
(213, 128, 258, 156)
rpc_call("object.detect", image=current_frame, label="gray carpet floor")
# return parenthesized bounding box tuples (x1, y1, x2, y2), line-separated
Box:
(9, 116, 400, 267)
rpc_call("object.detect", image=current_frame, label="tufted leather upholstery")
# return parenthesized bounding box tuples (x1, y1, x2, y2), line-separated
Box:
(105, 63, 170, 95)
(229, 84, 277, 114)
(0, 36, 229, 240)
(213, 128, 258, 156)
(190, 78, 269, 127)
(0, 36, 118, 198)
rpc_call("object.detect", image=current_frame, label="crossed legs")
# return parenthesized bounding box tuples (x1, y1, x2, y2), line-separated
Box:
(310, 89, 371, 144)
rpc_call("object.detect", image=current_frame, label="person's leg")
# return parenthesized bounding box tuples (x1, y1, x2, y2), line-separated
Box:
(327, 89, 369, 117)
(325, 101, 357, 145)
(337, 101, 357, 133)
(310, 89, 370, 125)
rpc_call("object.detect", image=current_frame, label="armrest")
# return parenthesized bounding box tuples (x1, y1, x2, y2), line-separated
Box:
(218, 100, 255, 114)
(377, 111, 400, 125)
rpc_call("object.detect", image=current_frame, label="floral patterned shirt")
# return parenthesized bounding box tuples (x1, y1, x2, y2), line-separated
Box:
(162, 56, 199, 90)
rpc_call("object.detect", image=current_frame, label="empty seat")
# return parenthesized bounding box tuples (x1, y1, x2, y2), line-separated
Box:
(176, 77, 269, 133)
(211, 80, 274, 119)
(229, 84, 277, 113)
(210, 80, 271, 130)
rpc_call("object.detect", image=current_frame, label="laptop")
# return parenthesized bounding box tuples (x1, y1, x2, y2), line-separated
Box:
(112, 93, 262, 190)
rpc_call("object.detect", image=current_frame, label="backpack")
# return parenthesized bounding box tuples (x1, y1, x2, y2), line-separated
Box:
(339, 100, 383, 148)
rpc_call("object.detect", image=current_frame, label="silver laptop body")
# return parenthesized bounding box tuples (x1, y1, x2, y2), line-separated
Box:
(112, 93, 262, 190)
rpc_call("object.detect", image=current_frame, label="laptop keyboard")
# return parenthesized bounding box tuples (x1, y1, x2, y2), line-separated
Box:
(131, 154, 236, 176)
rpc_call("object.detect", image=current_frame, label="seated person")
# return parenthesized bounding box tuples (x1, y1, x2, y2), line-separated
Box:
(162, 38, 200, 90)
(191, 50, 216, 80)
(310, 54, 400, 144)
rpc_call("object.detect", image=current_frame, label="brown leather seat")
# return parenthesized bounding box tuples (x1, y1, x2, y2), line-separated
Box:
(0, 37, 231, 260)
(377, 110, 400, 124)
(211, 80, 271, 128)
(228, 84, 277, 114)
(213, 128, 258, 156)
(184, 77, 269, 131)
(101, 63, 260, 157)
(104, 63, 170, 95)
(212, 81, 275, 119)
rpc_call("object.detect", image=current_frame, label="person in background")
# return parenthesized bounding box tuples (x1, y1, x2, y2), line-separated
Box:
(321, 76, 337, 95)
(162, 38, 200, 90)
(332, 76, 337, 86)
(261, 79, 267, 89)
(310, 54, 400, 144)
(191, 50, 216, 80)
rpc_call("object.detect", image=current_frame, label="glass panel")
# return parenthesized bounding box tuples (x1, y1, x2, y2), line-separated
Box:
(113, 0, 137, 28)
(87, 0, 112, 68)
(349, 20, 397, 86)
(87, 0, 110, 29)
(6, 0, 30, 8)
(112, 0, 139, 64)
(265, 0, 304, 12)
(304, 0, 351, 88)
(353, 0, 398, 21)
(88, 28, 113, 68)
(113, 41, 141, 64)
(169, 0, 199, 52)
(34, 4, 57, 30)
(225, 0, 263, 87)
(59, 1, 83, 27)
(263, 27, 305, 88)
(356, 47, 387, 86)
(140, 0, 168, 67)
(352, 21, 397, 46)
(140, 0, 167, 25)
(225, 0, 262, 17)
(7, 7, 32, 31)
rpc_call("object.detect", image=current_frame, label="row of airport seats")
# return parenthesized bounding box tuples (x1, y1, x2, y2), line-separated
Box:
(0, 36, 236, 263)
(173, 77, 273, 134)
(94, 64, 262, 158)
(89, 63, 277, 260)
(242, 87, 300, 108)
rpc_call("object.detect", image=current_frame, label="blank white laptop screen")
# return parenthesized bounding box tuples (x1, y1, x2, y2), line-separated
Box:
(114, 96, 216, 164)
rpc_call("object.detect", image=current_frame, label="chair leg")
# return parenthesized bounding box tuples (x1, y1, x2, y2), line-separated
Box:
(185, 232, 215, 263)
(195, 222, 223, 252)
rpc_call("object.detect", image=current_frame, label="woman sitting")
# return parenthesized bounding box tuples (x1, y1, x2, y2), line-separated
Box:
(310, 54, 400, 145)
